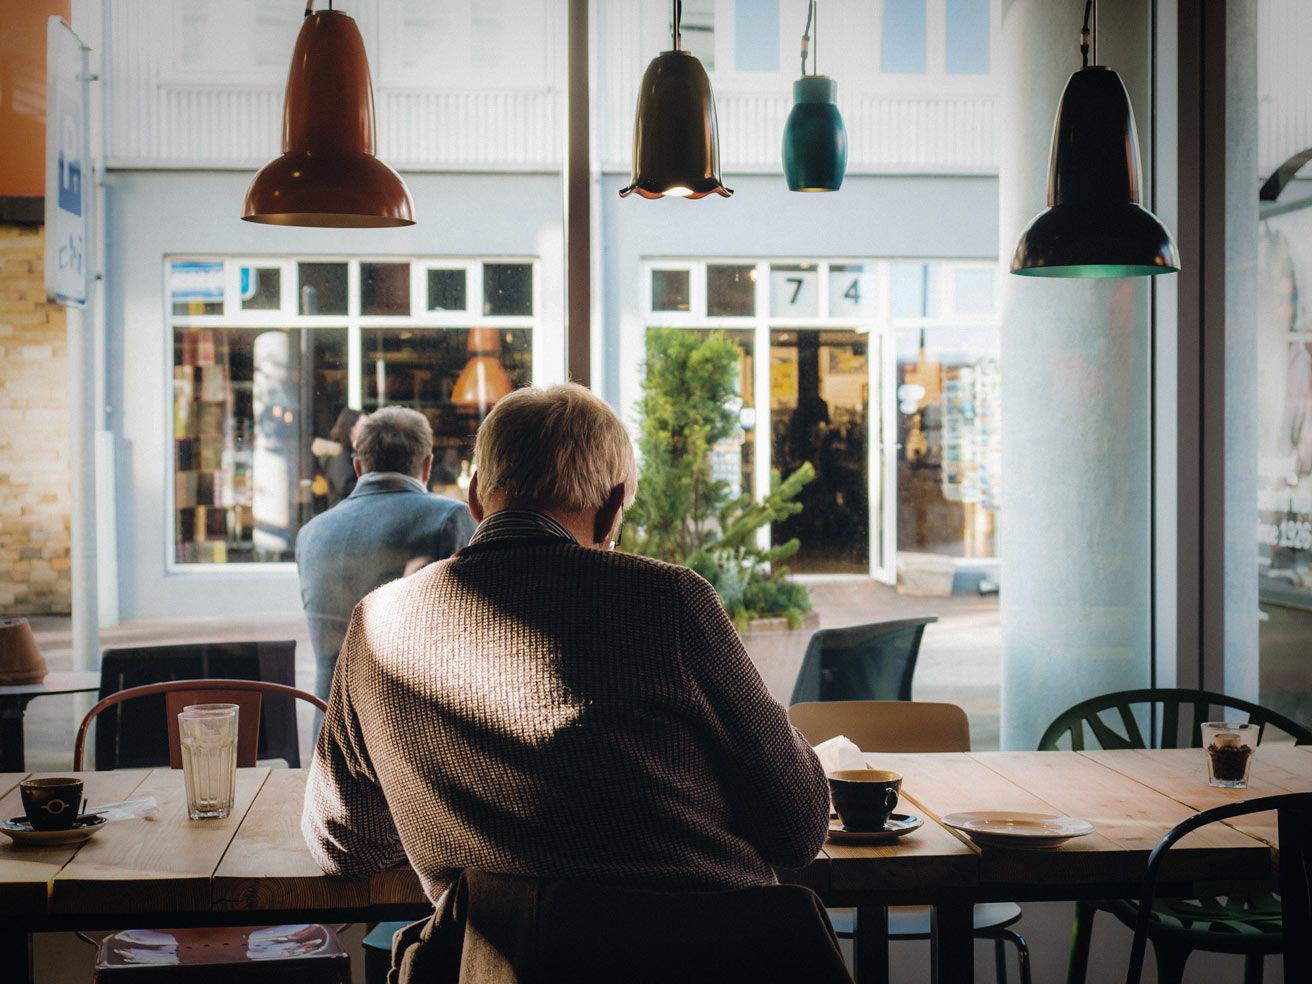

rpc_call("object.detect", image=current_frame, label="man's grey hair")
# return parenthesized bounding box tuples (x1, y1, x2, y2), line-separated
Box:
(474, 384, 637, 512)
(354, 406, 433, 477)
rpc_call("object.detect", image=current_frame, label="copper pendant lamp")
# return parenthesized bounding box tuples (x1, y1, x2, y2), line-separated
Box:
(619, 0, 731, 199)
(242, 2, 414, 228)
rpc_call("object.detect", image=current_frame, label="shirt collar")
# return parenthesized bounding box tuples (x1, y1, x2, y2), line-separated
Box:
(469, 509, 578, 546)
(354, 471, 428, 495)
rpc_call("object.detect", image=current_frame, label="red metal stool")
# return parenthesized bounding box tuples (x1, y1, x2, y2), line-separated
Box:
(93, 925, 350, 982)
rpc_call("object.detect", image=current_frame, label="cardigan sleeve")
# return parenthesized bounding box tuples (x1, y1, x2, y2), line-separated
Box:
(301, 606, 408, 878)
(673, 568, 830, 870)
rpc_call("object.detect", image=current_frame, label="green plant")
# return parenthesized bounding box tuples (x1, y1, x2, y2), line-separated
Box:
(627, 328, 815, 629)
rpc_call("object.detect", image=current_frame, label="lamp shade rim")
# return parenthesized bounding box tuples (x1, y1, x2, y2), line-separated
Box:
(1011, 202, 1180, 277)
(619, 181, 733, 199)
(242, 150, 415, 227)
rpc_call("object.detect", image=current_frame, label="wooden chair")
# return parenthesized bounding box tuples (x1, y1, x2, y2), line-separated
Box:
(788, 616, 937, 706)
(75, 678, 344, 983)
(1124, 793, 1312, 984)
(1039, 688, 1312, 984)
(788, 700, 1031, 984)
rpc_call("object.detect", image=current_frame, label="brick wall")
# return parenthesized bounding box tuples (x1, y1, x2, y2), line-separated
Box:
(0, 222, 71, 614)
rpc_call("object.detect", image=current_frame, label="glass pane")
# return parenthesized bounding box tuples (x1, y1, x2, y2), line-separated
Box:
(735, 0, 779, 73)
(360, 262, 411, 316)
(896, 324, 1000, 559)
(677, 0, 715, 70)
(363, 327, 533, 499)
(427, 268, 468, 312)
(770, 329, 869, 573)
(889, 262, 928, 317)
(173, 326, 347, 564)
(770, 264, 819, 317)
(240, 266, 281, 311)
(945, 0, 990, 75)
(707, 264, 756, 317)
(677, 328, 757, 500)
(298, 262, 348, 315)
(952, 267, 995, 314)
(828, 264, 877, 318)
(170, 260, 224, 316)
(483, 263, 533, 316)
(651, 269, 691, 312)
(881, 0, 927, 74)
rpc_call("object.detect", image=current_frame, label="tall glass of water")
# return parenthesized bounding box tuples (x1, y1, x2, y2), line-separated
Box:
(178, 703, 239, 819)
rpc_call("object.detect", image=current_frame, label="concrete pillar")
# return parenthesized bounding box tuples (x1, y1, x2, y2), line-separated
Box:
(998, 0, 1155, 750)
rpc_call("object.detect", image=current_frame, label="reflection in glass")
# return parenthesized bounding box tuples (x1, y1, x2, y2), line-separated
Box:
(298, 263, 349, 315)
(360, 262, 410, 316)
(708, 264, 756, 317)
(651, 269, 691, 312)
(363, 328, 532, 499)
(483, 263, 534, 316)
(770, 329, 868, 573)
(172, 326, 347, 563)
(240, 267, 281, 310)
(170, 260, 224, 316)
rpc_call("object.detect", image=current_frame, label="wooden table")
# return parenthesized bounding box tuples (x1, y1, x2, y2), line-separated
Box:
(2, 749, 1308, 984)
(0, 672, 101, 771)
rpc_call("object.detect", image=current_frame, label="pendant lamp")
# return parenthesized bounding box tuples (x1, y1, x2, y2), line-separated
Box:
(451, 328, 514, 417)
(620, 0, 731, 199)
(242, 2, 414, 228)
(782, 1, 846, 192)
(1011, 0, 1177, 277)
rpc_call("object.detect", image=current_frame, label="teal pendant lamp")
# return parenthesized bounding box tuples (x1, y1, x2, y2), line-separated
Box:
(620, 0, 731, 199)
(782, 0, 846, 192)
(1011, 0, 1178, 277)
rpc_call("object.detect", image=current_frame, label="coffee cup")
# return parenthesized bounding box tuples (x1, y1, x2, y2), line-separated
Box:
(20, 777, 84, 831)
(829, 769, 901, 832)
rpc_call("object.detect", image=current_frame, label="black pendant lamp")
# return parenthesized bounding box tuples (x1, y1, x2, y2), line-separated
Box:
(620, 0, 731, 199)
(1011, 0, 1177, 277)
(243, 1, 414, 228)
(782, 0, 846, 192)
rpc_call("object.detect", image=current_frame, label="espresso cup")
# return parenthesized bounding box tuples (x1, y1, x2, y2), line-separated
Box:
(829, 769, 902, 832)
(20, 777, 84, 831)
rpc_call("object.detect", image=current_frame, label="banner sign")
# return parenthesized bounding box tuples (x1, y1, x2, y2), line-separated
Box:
(44, 16, 88, 306)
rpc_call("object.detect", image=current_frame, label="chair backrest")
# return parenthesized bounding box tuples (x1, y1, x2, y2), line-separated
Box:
(1038, 688, 1312, 751)
(1125, 792, 1312, 984)
(788, 616, 937, 705)
(74, 678, 328, 770)
(456, 869, 853, 983)
(789, 700, 971, 752)
(96, 641, 301, 768)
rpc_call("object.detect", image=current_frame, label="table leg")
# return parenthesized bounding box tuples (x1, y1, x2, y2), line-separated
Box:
(852, 904, 890, 984)
(2, 928, 33, 984)
(931, 901, 974, 984)
(0, 696, 27, 772)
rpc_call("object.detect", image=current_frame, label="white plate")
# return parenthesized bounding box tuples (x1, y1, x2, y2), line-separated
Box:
(941, 811, 1094, 850)
(1, 814, 106, 847)
(826, 813, 924, 844)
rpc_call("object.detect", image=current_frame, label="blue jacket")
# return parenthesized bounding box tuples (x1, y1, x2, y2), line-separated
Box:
(295, 473, 476, 677)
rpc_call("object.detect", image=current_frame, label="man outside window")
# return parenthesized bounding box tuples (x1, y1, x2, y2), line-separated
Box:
(295, 406, 475, 706)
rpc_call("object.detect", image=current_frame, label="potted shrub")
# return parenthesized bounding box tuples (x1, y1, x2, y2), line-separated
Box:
(626, 329, 819, 700)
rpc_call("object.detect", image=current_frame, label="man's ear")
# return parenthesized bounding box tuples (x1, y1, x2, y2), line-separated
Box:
(353, 457, 364, 479)
(592, 484, 626, 548)
(467, 471, 485, 522)
(419, 454, 433, 486)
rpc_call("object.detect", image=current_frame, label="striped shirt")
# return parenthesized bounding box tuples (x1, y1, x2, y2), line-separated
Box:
(468, 509, 576, 546)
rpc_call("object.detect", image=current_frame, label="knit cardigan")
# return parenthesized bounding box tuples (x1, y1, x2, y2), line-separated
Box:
(302, 537, 830, 900)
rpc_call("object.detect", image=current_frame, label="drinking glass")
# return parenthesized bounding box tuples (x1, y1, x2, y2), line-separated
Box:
(178, 703, 238, 819)
(1201, 721, 1258, 788)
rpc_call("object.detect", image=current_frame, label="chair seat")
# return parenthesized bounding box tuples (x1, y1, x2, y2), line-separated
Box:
(828, 901, 1023, 939)
(94, 925, 349, 982)
(1104, 890, 1286, 955)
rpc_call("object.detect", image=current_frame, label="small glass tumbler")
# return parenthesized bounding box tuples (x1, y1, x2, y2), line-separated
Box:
(178, 703, 239, 819)
(1201, 721, 1258, 788)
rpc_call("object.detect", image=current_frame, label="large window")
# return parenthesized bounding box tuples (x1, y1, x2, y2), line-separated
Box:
(168, 257, 539, 566)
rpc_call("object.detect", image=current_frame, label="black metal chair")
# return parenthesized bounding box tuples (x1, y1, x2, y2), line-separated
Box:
(788, 615, 937, 705)
(96, 641, 303, 768)
(1125, 793, 1312, 984)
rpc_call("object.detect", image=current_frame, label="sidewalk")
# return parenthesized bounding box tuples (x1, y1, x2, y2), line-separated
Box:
(22, 581, 1000, 771)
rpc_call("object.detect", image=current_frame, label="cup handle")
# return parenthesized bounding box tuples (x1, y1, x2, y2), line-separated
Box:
(885, 788, 899, 815)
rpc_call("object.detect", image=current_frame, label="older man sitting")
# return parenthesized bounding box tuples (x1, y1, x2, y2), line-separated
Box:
(302, 383, 829, 900)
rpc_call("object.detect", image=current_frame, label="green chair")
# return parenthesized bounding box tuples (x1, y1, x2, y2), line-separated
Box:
(1038, 688, 1312, 984)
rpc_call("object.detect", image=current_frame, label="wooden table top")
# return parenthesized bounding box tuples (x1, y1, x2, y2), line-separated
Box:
(2, 747, 1307, 922)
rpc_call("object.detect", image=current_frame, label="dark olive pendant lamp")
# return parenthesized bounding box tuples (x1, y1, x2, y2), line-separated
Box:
(243, 2, 414, 227)
(782, 0, 846, 192)
(1011, 0, 1177, 277)
(620, 0, 731, 199)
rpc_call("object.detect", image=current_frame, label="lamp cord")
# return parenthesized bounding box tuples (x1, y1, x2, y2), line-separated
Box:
(672, 0, 682, 51)
(800, 0, 817, 76)
(1080, 0, 1094, 67)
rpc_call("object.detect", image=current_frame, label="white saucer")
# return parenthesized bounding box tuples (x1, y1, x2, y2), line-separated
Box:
(1, 814, 106, 847)
(942, 811, 1094, 850)
(826, 813, 924, 844)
